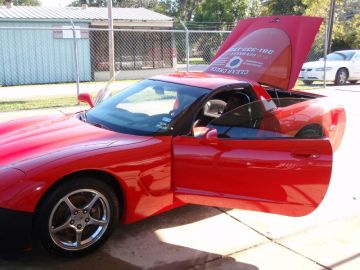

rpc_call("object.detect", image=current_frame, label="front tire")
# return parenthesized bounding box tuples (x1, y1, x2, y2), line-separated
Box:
(35, 177, 119, 257)
(303, 80, 313, 85)
(335, 68, 348, 85)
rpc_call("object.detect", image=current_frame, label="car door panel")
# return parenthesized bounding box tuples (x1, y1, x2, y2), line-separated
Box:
(172, 97, 334, 217)
(173, 136, 332, 217)
(353, 55, 360, 79)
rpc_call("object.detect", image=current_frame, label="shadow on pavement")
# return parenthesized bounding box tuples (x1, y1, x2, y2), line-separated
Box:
(0, 205, 259, 270)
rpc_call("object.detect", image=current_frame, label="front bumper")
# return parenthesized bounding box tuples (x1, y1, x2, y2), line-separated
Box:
(0, 207, 33, 252)
(299, 69, 337, 81)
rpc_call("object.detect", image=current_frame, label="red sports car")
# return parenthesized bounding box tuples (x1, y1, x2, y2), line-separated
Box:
(0, 16, 345, 256)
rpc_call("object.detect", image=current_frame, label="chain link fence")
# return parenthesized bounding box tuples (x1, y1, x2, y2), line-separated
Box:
(0, 24, 328, 100)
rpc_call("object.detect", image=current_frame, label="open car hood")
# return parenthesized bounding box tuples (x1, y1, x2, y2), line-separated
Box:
(205, 16, 322, 90)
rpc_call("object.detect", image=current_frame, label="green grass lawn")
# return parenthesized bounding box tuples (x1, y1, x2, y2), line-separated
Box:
(0, 96, 79, 112)
(178, 57, 207, 65)
(294, 80, 327, 90)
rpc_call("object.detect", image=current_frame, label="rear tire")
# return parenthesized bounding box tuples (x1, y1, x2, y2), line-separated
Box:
(335, 68, 348, 85)
(35, 177, 119, 257)
(303, 80, 313, 85)
(295, 124, 324, 139)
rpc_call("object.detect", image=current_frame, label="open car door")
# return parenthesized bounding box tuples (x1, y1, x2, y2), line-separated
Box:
(172, 99, 332, 217)
(204, 16, 323, 90)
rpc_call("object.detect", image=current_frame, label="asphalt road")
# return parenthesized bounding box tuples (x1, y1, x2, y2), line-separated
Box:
(0, 85, 359, 269)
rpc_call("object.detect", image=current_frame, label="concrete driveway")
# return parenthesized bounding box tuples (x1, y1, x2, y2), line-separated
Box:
(0, 86, 359, 269)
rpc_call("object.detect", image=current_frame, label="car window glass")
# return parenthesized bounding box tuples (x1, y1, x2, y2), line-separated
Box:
(327, 52, 355, 61)
(204, 98, 324, 140)
(117, 86, 176, 116)
(86, 80, 209, 135)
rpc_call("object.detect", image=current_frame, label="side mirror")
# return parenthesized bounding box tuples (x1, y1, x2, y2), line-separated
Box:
(192, 127, 218, 144)
(193, 126, 210, 137)
(205, 128, 218, 144)
(78, 93, 94, 107)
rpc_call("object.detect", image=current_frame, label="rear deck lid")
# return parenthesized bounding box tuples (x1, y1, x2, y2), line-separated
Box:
(205, 16, 322, 90)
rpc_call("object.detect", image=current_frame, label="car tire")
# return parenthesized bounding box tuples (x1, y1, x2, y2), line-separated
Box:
(349, 80, 357, 84)
(35, 177, 119, 257)
(295, 124, 324, 139)
(335, 68, 348, 85)
(303, 80, 313, 85)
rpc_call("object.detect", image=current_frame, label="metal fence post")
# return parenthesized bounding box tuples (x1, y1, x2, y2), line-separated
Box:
(180, 21, 190, 72)
(108, 0, 115, 81)
(71, 21, 80, 102)
(323, 24, 328, 89)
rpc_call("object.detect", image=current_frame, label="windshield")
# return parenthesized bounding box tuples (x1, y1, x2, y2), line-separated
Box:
(86, 79, 209, 135)
(327, 51, 355, 61)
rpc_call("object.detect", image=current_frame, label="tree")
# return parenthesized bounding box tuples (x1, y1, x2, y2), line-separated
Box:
(70, 0, 158, 8)
(303, 0, 329, 17)
(0, 0, 40, 5)
(246, 0, 263, 17)
(304, 0, 360, 53)
(194, 0, 248, 26)
(261, 0, 307, 16)
(192, 0, 248, 62)
(331, 0, 360, 51)
(153, 0, 201, 21)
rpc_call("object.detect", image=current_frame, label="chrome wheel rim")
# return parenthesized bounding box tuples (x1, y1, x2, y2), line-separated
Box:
(49, 189, 111, 251)
(338, 70, 347, 84)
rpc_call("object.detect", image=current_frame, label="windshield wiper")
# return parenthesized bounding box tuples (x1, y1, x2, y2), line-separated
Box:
(79, 111, 87, 122)
(88, 121, 111, 131)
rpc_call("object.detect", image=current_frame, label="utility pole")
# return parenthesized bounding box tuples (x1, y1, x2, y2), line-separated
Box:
(180, 21, 190, 72)
(327, 0, 336, 54)
(108, 0, 115, 80)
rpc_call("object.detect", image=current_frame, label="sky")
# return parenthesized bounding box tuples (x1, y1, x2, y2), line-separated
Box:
(41, 0, 73, 7)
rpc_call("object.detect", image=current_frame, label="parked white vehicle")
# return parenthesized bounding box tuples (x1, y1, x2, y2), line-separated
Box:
(299, 50, 360, 85)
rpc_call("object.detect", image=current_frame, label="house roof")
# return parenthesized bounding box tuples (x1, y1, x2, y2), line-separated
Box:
(0, 6, 173, 22)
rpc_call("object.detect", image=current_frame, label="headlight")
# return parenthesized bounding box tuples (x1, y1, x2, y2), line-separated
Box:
(315, 67, 333, 71)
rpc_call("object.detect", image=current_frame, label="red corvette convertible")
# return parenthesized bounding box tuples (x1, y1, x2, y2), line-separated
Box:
(0, 16, 345, 256)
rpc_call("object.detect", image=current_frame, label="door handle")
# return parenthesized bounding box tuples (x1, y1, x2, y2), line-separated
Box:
(291, 152, 320, 159)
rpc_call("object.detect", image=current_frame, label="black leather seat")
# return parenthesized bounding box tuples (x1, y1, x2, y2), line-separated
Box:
(223, 92, 251, 113)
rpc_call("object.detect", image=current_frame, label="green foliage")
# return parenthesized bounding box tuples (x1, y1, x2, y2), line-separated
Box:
(304, 0, 360, 51)
(262, 0, 307, 16)
(153, 0, 201, 21)
(153, 0, 177, 17)
(194, 0, 248, 26)
(332, 13, 360, 51)
(190, 0, 247, 63)
(0, 0, 40, 5)
(303, 0, 330, 17)
(331, 0, 360, 51)
(69, 0, 158, 8)
(246, 0, 262, 17)
(199, 35, 222, 63)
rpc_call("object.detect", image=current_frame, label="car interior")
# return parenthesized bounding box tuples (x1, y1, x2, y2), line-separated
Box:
(192, 87, 256, 129)
(190, 87, 286, 139)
